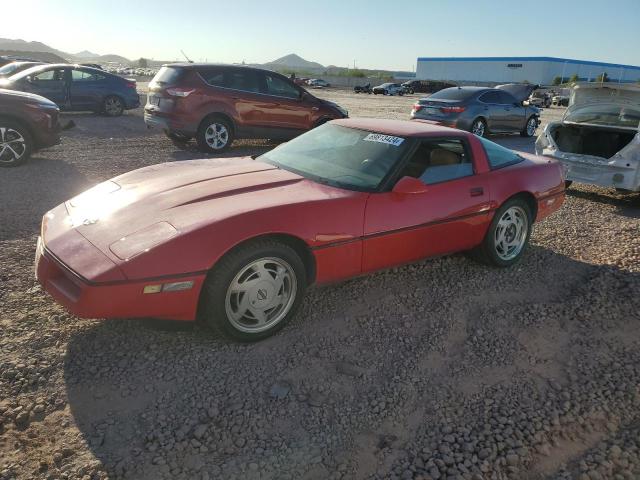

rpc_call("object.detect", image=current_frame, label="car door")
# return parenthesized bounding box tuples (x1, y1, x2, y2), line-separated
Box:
(497, 91, 524, 131)
(69, 68, 108, 111)
(478, 91, 508, 132)
(362, 137, 491, 273)
(22, 67, 69, 107)
(260, 72, 311, 132)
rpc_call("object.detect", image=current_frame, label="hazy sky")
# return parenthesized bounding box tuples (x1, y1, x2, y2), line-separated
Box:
(5, 0, 640, 70)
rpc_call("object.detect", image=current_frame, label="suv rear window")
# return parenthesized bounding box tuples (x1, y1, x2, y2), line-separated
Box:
(152, 67, 183, 85)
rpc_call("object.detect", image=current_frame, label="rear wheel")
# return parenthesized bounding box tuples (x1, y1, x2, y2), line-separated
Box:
(471, 118, 487, 137)
(472, 198, 532, 267)
(0, 122, 32, 167)
(103, 95, 124, 117)
(521, 116, 538, 137)
(196, 116, 234, 153)
(201, 240, 307, 342)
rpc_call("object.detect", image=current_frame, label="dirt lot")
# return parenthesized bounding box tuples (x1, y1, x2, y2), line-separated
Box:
(1, 90, 639, 480)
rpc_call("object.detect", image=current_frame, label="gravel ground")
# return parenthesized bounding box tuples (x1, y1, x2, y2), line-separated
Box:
(1, 89, 639, 480)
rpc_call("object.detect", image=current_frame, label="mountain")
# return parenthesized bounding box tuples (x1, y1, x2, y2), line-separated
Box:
(263, 53, 324, 70)
(0, 50, 67, 64)
(0, 38, 70, 60)
(74, 50, 100, 59)
(92, 54, 131, 64)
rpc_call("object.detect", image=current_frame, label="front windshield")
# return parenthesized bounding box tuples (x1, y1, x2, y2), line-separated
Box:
(565, 104, 640, 129)
(259, 124, 410, 191)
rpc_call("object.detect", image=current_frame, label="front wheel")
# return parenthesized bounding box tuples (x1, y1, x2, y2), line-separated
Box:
(472, 198, 532, 267)
(0, 122, 32, 167)
(521, 116, 538, 137)
(196, 116, 234, 153)
(201, 240, 307, 342)
(103, 95, 124, 117)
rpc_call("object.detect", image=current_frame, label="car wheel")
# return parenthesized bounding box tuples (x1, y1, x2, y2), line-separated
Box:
(521, 116, 538, 137)
(196, 116, 234, 153)
(201, 240, 307, 342)
(470, 118, 487, 137)
(165, 130, 192, 144)
(472, 198, 532, 268)
(103, 95, 124, 117)
(0, 121, 32, 167)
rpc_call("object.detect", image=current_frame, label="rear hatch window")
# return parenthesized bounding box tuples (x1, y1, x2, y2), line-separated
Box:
(150, 67, 184, 87)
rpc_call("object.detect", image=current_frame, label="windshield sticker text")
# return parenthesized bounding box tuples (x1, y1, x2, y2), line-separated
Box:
(363, 133, 405, 147)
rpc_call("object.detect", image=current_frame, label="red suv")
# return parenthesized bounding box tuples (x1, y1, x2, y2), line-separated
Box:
(144, 64, 348, 152)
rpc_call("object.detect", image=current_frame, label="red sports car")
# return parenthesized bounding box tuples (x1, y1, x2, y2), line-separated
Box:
(35, 119, 565, 341)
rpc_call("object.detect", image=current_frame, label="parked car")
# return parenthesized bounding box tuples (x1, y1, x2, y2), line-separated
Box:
(144, 64, 348, 152)
(35, 118, 564, 341)
(402, 80, 421, 94)
(354, 83, 372, 94)
(536, 82, 640, 191)
(552, 89, 570, 107)
(293, 77, 309, 86)
(0, 55, 41, 67)
(528, 89, 552, 108)
(0, 64, 140, 116)
(307, 78, 330, 88)
(0, 61, 45, 78)
(373, 83, 404, 96)
(0, 89, 63, 167)
(411, 85, 541, 138)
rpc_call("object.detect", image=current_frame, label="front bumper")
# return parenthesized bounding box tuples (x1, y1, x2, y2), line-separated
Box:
(35, 236, 206, 321)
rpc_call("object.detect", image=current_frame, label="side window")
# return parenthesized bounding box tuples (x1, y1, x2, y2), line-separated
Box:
(497, 91, 517, 105)
(479, 91, 500, 103)
(71, 69, 105, 82)
(225, 70, 261, 93)
(478, 137, 523, 169)
(32, 69, 65, 82)
(198, 68, 225, 87)
(399, 139, 473, 185)
(264, 74, 300, 99)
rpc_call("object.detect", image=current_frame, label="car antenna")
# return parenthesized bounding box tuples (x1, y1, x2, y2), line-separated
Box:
(181, 50, 194, 63)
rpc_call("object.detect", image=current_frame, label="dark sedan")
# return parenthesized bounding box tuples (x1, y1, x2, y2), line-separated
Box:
(410, 85, 540, 138)
(0, 64, 140, 116)
(0, 89, 62, 167)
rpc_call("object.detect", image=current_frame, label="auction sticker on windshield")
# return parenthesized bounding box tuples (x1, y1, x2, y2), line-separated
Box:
(363, 133, 405, 146)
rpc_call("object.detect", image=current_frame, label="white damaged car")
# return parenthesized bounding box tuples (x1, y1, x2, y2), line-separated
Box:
(536, 82, 640, 191)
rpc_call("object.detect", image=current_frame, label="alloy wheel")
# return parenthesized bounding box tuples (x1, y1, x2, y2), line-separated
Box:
(472, 120, 485, 137)
(526, 118, 537, 136)
(105, 97, 123, 115)
(0, 128, 27, 164)
(225, 257, 297, 333)
(204, 123, 229, 150)
(494, 206, 529, 261)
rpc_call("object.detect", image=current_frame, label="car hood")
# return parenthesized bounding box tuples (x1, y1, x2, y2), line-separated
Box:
(59, 157, 358, 262)
(496, 83, 539, 103)
(0, 87, 57, 106)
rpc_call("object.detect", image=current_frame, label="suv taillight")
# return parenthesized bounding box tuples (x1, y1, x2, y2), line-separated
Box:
(440, 106, 466, 113)
(166, 87, 195, 97)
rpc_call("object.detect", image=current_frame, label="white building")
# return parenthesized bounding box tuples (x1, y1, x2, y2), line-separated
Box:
(415, 57, 640, 85)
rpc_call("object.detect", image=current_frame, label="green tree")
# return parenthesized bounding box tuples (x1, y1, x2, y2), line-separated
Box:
(138, 57, 148, 68)
(595, 72, 609, 82)
(569, 73, 579, 83)
(552, 76, 562, 86)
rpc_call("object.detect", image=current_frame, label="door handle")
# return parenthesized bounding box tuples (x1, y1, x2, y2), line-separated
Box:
(470, 187, 484, 197)
(311, 106, 319, 111)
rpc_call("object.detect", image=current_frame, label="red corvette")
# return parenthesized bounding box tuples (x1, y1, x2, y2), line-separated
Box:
(35, 119, 564, 341)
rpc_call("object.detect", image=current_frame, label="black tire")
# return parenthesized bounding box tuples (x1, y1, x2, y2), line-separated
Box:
(103, 95, 124, 117)
(201, 240, 307, 342)
(196, 115, 234, 153)
(520, 116, 538, 137)
(0, 120, 33, 167)
(565, 180, 573, 189)
(470, 118, 487, 137)
(165, 130, 192, 144)
(471, 197, 532, 268)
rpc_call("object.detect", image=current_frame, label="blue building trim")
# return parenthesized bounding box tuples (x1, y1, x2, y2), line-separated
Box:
(416, 56, 640, 72)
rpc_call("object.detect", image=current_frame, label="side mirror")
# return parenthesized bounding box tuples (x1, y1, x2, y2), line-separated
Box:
(392, 176, 429, 195)
(25, 75, 33, 83)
